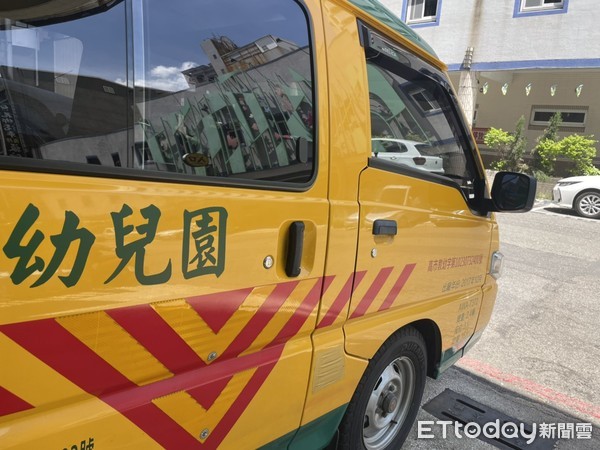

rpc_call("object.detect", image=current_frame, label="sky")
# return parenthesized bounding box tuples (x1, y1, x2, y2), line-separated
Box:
(143, 0, 310, 90)
(7, 0, 311, 92)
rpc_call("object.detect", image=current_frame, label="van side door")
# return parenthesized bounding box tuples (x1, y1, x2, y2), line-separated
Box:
(346, 24, 493, 360)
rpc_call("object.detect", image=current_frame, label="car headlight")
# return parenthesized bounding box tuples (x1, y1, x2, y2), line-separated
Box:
(557, 181, 582, 187)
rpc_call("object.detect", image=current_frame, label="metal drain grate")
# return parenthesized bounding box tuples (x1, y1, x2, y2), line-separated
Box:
(422, 389, 557, 449)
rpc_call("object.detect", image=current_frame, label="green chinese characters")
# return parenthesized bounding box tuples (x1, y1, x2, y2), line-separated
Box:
(2, 203, 227, 288)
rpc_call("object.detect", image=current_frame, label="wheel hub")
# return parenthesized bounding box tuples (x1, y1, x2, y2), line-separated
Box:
(579, 194, 600, 216)
(363, 356, 416, 450)
(382, 393, 399, 415)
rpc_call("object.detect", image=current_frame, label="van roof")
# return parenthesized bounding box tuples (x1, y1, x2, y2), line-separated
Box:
(347, 0, 438, 58)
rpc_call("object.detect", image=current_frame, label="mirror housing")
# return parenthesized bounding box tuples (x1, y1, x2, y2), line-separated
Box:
(486, 171, 537, 213)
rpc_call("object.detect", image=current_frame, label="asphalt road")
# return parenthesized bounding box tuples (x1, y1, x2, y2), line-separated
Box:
(404, 203, 600, 449)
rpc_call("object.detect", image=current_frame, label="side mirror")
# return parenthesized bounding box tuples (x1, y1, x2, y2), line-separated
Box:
(488, 172, 537, 212)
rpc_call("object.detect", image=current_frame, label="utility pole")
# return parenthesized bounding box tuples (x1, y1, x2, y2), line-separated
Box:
(457, 47, 477, 129)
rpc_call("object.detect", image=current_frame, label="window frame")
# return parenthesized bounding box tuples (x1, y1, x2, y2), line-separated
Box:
(403, 0, 442, 28)
(513, 0, 568, 18)
(522, 0, 563, 11)
(529, 106, 587, 128)
(0, 0, 320, 193)
(409, 88, 443, 116)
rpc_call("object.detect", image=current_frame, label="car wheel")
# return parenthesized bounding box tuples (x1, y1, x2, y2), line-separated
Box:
(574, 191, 600, 219)
(338, 327, 427, 450)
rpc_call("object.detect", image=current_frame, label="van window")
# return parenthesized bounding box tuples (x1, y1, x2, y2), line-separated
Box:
(135, 0, 315, 183)
(0, 0, 315, 185)
(363, 32, 478, 198)
(0, 1, 129, 164)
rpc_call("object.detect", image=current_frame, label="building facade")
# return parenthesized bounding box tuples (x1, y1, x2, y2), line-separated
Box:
(380, 0, 600, 171)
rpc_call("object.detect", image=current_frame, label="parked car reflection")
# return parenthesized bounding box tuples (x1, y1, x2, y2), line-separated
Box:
(371, 138, 444, 174)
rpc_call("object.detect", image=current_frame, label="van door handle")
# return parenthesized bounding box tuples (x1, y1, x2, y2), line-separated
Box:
(373, 219, 397, 236)
(285, 221, 305, 277)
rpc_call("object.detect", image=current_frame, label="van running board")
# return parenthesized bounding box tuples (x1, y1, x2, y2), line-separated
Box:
(422, 389, 557, 449)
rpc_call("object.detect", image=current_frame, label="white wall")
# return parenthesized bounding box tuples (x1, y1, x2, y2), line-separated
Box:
(377, 0, 600, 169)
(380, 0, 600, 68)
(449, 70, 600, 141)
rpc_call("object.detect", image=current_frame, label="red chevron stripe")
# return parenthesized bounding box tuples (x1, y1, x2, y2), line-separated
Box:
(317, 271, 367, 328)
(103, 345, 285, 449)
(221, 281, 299, 359)
(0, 277, 327, 448)
(0, 386, 34, 417)
(188, 376, 233, 410)
(99, 345, 283, 412)
(187, 288, 253, 334)
(123, 403, 203, 449)
(269, 277, 332, 346)
(1, 319, 134, 396)
(1, 315, 286, 449)
(349, 267, 394, 319)
(207, 358, 279, 449)
(108, 304, 204, 374)
(378, 264, 416, 312)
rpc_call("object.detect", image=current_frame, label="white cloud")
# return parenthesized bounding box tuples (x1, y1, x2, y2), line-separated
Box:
(143, 61, 198, 92)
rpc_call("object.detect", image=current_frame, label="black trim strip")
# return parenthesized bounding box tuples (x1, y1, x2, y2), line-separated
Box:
(358, 20, 451, 91)
(368, 157, 489, 216)
(0, 156, 315, 193)
(21, 0, 125, 27)
(368, 156, 463, 192)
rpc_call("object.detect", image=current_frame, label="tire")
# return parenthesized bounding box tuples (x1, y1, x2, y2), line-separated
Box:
(338, 327, 427, 450)
(574, 191, 600, 219)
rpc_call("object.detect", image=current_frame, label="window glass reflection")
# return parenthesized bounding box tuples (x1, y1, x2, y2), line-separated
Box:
(0, 0, 315, 184)
(0, 1, 129, 164)
(137, 0, 315, 183)
(367, 60, 474, 192)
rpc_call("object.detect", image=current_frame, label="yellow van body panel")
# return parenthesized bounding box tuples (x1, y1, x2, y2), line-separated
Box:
(0, 0, 506, 448)
(475, 223, 501, 336)
(346, 167, 493, 358)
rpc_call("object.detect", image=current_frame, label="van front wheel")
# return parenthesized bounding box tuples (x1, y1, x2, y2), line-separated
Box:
(338, 327, 427, 450)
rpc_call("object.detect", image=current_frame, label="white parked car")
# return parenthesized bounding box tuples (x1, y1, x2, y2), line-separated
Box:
(371, 138, 444, 174)
(552, 175, 600, 219)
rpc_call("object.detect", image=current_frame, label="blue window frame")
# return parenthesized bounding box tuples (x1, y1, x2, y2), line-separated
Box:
(513, 0, 569, 18)
(401, 0, 442, 28)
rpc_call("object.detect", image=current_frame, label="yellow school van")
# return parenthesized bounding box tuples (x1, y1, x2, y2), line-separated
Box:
(0, 0, 535, 449)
